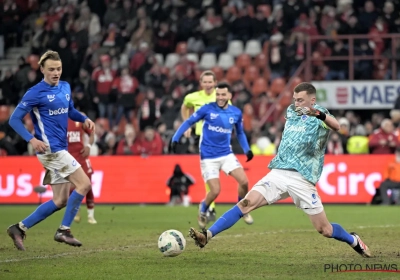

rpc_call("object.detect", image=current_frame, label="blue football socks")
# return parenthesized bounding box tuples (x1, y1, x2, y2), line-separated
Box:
(331, 223, 356, 245)
(21, 200, 59, 229)
(61, 190, 84, 228)
(200, 200, 209, 213)
(209, 205, 244, 237)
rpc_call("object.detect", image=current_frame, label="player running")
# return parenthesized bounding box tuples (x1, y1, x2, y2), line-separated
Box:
(180, 70, 221, 222)
(189, 82, 371, 258)
(7, 50, 94, 250)
(67, 118, 97, 224)
(171, 82, 254, 229)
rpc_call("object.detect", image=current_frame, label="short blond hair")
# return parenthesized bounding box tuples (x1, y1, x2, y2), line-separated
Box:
(38, 50, 61, 67)
(200, 70, 216, 81)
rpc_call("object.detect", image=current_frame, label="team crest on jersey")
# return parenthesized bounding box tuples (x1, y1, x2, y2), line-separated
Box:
(301, 115, 308, 121)
(229, 117, 234, 124)
(47, 95, 55, 102)
(65, 94, 70, 101)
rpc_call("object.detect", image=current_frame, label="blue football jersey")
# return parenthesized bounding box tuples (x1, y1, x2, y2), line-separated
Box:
(182, 103, 250, 159)
(15, 80, 82, 153)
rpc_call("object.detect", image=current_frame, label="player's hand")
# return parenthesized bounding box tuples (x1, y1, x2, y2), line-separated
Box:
(29, 138, 48, 154)
(80, 146, 90, 158)
(246, 150, 254, 162)
(84, 118, 95, 133)
(169, 141, 178, 154)
(295, 106, 319, 117)
(183, 128, 192, 138)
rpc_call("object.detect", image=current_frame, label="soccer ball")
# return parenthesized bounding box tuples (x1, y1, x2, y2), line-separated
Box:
(158, 229, 186, 257)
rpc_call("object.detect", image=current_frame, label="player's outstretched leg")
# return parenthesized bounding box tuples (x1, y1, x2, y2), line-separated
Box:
(86, 189, 97, 224)
(55, 168, 91, 247)
(7, 199, 61, 250)
(309, 211, 371, 258)
(190, 190, 267, 248)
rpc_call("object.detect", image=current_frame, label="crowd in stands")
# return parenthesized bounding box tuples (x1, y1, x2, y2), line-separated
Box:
(1, 0, 400, 156)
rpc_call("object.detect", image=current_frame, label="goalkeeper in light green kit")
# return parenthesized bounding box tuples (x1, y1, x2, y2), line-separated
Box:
(189, 82, 371, 258)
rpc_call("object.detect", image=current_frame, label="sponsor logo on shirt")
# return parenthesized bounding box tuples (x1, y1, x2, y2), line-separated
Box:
(210, 113, 219, 119)
(208, 124, 231, 134)
(47, 95, 55, 102)
(49, 107, 69, 116)
(285, 125, 306, 133)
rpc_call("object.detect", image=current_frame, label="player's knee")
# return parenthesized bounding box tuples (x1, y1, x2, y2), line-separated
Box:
(317, 225, 333, 238)
(238, 179, 249, 191)
(209, 187, 220, 197)
(75, 181, 91, 194)
(238, 198, 252, 214)
(53, 197, 68, 208)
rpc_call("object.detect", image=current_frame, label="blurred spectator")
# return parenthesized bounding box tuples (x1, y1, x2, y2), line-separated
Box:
(153, 22, 176, 58)
(0, 69, 18, 106)
(377, 147, 400, 205)
(115, 124, 140, 155)
(268, 33, 286, 80)
(228, 8, 252, 43)
(176, 8, 199, 43)
(133, 126, 163, 156)
(144, 64, 168, 98)
(103, 0, 122, 28)
(346, 125, 369, 154)
(91, 54, 117, 126)
(358, 1, 379, 33)
(369, 119, 399, 154)
(325, 40, 348, 80)
(138, 88, 161, 131)
(111, 67, 139, 129)
(250, 136, 276, 155)
(326, 131, 346, 155)
(2, 0, 22, 49)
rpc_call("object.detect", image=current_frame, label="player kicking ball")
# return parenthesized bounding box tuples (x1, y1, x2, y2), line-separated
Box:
(7, 50, 94, 250)
(171, 82, 254, 229)
(189, 82, 371, 258)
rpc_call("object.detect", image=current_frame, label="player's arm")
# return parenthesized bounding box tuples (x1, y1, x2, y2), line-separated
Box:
(181, 94, 195, 137)
(235, 112, 253, 162)
(9, 89, 47, 153)
(173, 106, 206, 141)
(170, 105, 207, 153)
(320, 114, 340, 131)
(181, 94, 194, 121)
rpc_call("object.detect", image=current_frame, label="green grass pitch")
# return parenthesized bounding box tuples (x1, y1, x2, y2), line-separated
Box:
(0, 205, 399, 280)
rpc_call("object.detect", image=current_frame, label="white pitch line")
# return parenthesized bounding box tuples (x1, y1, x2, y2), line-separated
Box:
(0, 224, 398, 263)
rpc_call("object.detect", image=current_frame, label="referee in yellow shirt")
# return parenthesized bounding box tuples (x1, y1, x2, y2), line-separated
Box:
(180, 70, 218, 222)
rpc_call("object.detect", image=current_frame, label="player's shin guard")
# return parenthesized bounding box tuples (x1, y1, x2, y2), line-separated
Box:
(209, 205, 243, 237)
(330, 223, 356, 245)
(61, 190, 84, 228)
(21, 200, 60, 229)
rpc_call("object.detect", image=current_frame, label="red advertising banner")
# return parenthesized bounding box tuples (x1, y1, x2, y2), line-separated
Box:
(0, 155, 392, 204)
